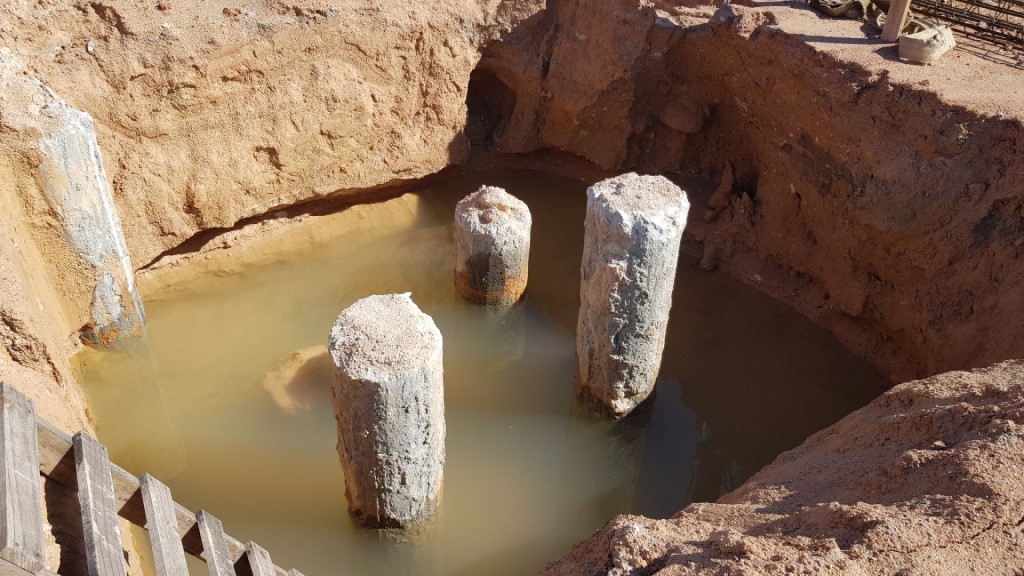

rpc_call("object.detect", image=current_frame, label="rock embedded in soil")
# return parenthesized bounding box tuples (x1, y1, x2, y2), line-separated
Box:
(575, 173, 689, 418)
(328, 293, 445, 528)
(453, 186, 532, 305)
(262, 345, 332, 416)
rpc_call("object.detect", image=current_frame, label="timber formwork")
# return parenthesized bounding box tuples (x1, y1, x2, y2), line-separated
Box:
(0, 382, 306, 576)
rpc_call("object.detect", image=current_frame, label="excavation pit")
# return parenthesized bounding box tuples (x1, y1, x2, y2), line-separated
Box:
(73, 168, 889, 576)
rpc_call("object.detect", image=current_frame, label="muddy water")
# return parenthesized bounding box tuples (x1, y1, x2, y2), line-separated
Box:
(74, 169, 889, 576)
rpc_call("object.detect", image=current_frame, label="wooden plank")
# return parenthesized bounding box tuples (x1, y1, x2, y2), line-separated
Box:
(35, 419, 74, 485)
(882, 0, 913, 40)
(196, 511, 235, 576)
(36, 420, 292, 575)
(73, 432, 126, 576)
(224, 535, 246, 565)
(139, 474, 188, 576)
(0, 383, 46, 574)
(241, 542, 274, 576)
(36, 421, 190, 549)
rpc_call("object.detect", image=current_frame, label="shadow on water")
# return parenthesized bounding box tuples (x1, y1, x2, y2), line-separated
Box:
(74, 168, 889, 576)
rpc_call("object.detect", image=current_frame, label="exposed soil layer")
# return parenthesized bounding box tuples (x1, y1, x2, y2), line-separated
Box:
(0, 0, 543, 265)
(544, 360, 1024, 576)
(1, 0, 1023, 574)
(0, 0, 545, 345)
(474, 0, 1024, 385)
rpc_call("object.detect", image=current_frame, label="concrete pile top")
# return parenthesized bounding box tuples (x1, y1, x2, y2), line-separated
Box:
(455, 186, 532, 236)
(328, 293, 442, 382)
(588, 173, 689, 232)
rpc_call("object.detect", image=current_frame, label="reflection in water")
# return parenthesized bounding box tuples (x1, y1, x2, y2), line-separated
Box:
(74, 169, 889, 576)
(78, 339, 188, 480)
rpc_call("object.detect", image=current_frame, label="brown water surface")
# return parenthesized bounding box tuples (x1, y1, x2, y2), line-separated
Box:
(74, 169, 889, 576)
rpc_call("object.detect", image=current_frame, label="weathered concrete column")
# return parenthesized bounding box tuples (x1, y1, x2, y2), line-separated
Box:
(454, 186, 532, 305)
(0, 48, 144, 346)
(329, 293, 445, 528)
(575, 173, 689, 418)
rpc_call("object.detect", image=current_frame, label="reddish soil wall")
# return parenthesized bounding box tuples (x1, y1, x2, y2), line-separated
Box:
(471, 0, 1024, 384)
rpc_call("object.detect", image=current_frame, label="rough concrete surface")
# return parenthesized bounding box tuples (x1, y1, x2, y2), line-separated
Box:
(0, 49, 143, 346)
(329, 293, 445, 528)
(454, 185, 532, 305)
(576, 173, 689, 418)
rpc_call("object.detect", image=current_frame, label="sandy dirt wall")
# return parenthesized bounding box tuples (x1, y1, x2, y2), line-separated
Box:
(0, 0, 544, 349)
(543, 359, 1024, 575)
(656, 5, 1024, 384)
(474, 0, 1024, 383)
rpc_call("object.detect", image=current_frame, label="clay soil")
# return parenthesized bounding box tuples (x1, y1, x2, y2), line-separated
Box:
(1, 0, 1024, 574)
(545, 361, 1024, 575)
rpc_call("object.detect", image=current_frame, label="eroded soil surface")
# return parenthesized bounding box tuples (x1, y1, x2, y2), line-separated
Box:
(545, 360, 1024, 575)
(1, 0, 1023, 574)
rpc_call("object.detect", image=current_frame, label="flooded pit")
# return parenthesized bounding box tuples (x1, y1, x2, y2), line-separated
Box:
(73, 169, 890, 576)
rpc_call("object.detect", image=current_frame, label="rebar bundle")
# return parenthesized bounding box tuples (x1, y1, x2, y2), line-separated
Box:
(912, 0, 1024, 50)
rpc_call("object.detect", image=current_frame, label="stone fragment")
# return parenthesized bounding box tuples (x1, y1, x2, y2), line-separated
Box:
(453, 186, 532, 305)
(575, 173, 689, 418)
(707, 161, 734, 210)
(329, 293, 445, 528)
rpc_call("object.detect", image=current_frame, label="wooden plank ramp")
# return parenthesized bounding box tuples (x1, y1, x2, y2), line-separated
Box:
(139, 474, 188, 576)
(0, 383, 302, 576)
(0, 382, 46, 575)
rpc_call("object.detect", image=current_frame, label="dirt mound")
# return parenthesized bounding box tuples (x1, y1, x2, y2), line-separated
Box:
(545, 360, 1024, 575)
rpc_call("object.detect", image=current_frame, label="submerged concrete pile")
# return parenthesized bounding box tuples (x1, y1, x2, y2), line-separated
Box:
(328, 293, 445, 528)
(453, 186, 532, 305)
(575, 173, 689, 418)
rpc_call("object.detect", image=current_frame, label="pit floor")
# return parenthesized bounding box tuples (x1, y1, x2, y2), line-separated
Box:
(74, 169, 890, 576)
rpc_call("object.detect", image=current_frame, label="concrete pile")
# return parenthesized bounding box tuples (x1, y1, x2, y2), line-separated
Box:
(329, 294, 446, 528)
(329, 174, 689, 532)
(453, 186, 532, 305)
(574, 173, 689, 418)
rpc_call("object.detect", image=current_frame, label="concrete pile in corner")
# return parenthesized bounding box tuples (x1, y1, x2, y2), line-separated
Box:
(0, 49, 143, 345)
(575, 173, 689, 418)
